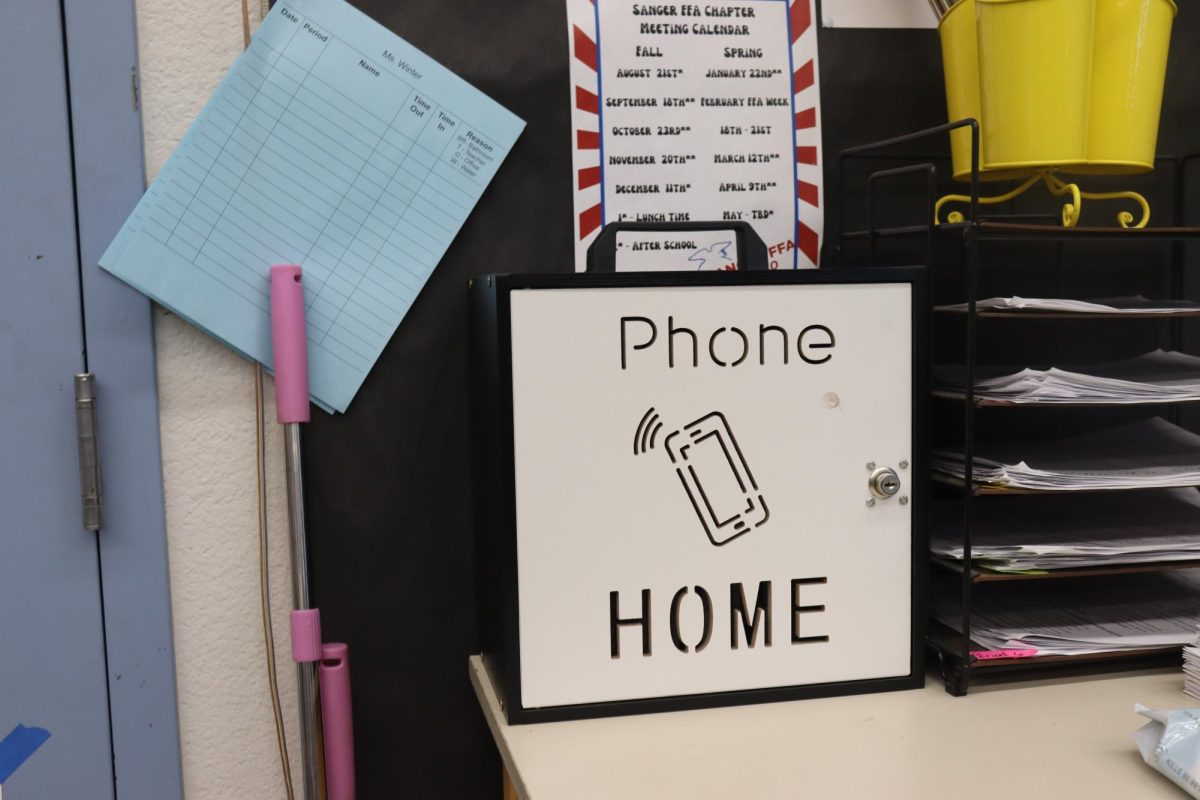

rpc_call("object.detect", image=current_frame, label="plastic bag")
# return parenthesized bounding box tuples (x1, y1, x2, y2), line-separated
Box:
(1136, 704, 1200, 798)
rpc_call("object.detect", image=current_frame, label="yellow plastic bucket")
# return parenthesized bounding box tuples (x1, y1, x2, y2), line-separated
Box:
(939, 0, 1176, 181)
(939, 0, 1032, 181)
(1071, 0, 1178, 175)
(976, 0, 1095, 172)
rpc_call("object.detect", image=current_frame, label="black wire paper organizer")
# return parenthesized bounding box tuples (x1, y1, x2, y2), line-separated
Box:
(833, 119, 1200, 695)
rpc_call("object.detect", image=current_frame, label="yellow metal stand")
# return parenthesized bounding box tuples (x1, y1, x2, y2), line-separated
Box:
(935, 171, 1151, 229)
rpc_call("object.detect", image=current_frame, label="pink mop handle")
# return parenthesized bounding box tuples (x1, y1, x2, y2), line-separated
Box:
(269, 264, 311, 424)
(271, 264, 354, 797)
(320, 643, 356, 800)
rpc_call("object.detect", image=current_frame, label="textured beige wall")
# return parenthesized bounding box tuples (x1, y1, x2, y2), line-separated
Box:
(135, 1, 302, 797)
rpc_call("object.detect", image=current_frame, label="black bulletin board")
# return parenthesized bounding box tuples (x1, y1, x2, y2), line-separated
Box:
(298, 2, 1200, 796)
(304, 3, 578, 795)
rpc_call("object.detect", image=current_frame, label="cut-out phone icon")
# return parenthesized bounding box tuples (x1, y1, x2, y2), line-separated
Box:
(635, 408, 770, 547)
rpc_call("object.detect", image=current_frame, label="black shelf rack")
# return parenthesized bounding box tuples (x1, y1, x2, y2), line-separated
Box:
(834, 119, 1200, 695)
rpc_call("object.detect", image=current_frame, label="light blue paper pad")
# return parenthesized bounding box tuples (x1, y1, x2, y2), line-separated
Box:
(101, 0, 523, 412)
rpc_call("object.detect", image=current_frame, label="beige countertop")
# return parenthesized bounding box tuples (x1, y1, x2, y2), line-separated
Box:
(469, 655, 1191, 799)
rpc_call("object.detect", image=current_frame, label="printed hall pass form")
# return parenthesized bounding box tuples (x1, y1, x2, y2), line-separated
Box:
(101, 0, 524, 413)
(568, 0, 823, 271)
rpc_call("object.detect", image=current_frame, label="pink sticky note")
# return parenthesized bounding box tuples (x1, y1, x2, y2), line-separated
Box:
(971, 648, 1039, 661)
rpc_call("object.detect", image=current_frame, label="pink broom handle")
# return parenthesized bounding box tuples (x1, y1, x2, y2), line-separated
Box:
(270, 265, 355, 800)
(270, 264, 322, 800)
(320, 644, 356, 800)
(269, 264, 310, 424)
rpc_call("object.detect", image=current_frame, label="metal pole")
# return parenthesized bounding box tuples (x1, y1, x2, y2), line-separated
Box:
(284, 423, 321, 800)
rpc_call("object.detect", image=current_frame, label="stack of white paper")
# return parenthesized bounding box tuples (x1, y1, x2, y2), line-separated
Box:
(933, 418, 1200, 491)
(934, 571, 1200, 656)
(936, 350, 1200, 406)
(932, 489, 1200, 572)
(936, 295, 1200, 315)
(1186, 631, 1200, 700)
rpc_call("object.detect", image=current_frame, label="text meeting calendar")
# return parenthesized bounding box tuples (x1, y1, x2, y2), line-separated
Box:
(102, 0, 524, 413)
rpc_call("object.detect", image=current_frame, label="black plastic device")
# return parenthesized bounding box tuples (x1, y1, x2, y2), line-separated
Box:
(585, 221, 770, 273)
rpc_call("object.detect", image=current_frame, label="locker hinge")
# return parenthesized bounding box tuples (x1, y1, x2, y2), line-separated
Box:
(74, 374, 103, 531)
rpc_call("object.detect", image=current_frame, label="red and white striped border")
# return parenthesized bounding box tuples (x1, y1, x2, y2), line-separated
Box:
(569, 0, 823, 269)
(791, 0, 823, 268)
(569, 4, 603, 256)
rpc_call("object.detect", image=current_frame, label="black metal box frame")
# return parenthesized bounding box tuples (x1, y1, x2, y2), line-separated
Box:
(470, 270, 929, 723)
